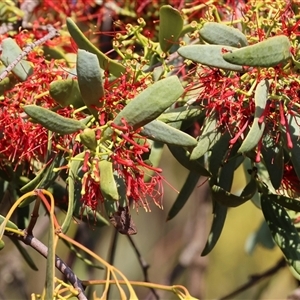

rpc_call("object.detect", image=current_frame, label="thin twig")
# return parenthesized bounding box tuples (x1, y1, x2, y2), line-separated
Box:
(0, 25, 59, 82)
(218, 258, 286, 300)
(8, 232, 87, 300)
(127, 235, 160, 300)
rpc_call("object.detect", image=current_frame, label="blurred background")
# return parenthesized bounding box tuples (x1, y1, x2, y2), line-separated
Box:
(0, 147, 297, 300)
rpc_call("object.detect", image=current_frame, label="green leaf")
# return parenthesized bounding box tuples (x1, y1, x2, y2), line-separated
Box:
(285, 113, 300, 181)
(0, 38, 33, 81)
(178, 44, 244, 72)
(24, 105, 86, 135)
(158, 106, 203, 123)
(113, 76, 184, 130)
(267, 193, 300, 212)
(76, 49, 105, 117)
(211, 175, 256, 207)
(201, 201, 227, 256)
(61, 152, 85, 233)
(190, 113, 221, 160)
(159, 5, 184, 52)
(168, 144, 211, 176)
(144, 141, 165, 182)
(167, 171, 201, 221)
(99, 160, 119, 201)
(261, 135, 283, 190)
(67, 18, 126, 77)
(223, 35, 291, 67)
(19, 153, 65, 207)
(45, 210, 55, 300)
(199, 22, 248, 47)
(208, 132, 232, 176)
(245, 220, 275, 254)
(141, 120, 197, 147)
(49, 79, 84, 108)
(261, 195, 300, 275)
(0, 214, 19, 230)
(238, 79, 269, 153)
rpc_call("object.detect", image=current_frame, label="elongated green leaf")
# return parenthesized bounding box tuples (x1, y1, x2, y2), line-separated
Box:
(67, 18, 125, 77)
(200, 22, 248, 47)
(190, 113, 221, 160)
(238, 79, 269, 153)
(113, 76, 184, 130)
(167, 170, 200, 220)
(61, 152, 85, 233)
(261, 195, 300, 275)
(178, 45, 244, 71)
(168, 144, 211, 176)
(77, 49, 104, 117)
(245, 220, 275, 254)
(24, 105, 86, 135)
(0, 214, 19, 230)
(267, 193, 300, 212)
(285, 113, 300, 181)
(141, 119, 197, 147)
(159, 5, 184, 52)
(208, 132, 232, 176)
(261, 135, 283, 190)
(211, 175, 256, 207)
(19, 153, 64, 207)
(223, 35, 291, 67)
(144, 141, 164, 182)
(50, 79, 84, 108)
(201, 201, 227, 256)
(0, 38, 33, 81)
(45, 211, 55, 300)
(158, 106, 203, 123)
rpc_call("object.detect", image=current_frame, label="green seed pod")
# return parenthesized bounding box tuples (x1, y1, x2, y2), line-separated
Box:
(222, 35, 291, 67)
(24, 105, 86, 135)
(99, 160, 119, 201)
(66, 18, 126, 77)
(80, 128, 97, 151)
(49, 79, 84, 108)
(200, 22, 248, 47)
(159, 5, 184, 52)
(0, 38, 33, 81)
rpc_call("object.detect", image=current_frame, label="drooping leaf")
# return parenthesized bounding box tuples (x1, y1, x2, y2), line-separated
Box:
(141, 120, 197, 147)
(261, 195, 300, 275)
(245, 220, 275, 254)
(167, 171, 201, 221)
(190, 113, 221, 160)
(168, 144, 211, 177)
(238, 79, 269, 153)
(261, 134, 284, 190)
(201, 201, 227, 256)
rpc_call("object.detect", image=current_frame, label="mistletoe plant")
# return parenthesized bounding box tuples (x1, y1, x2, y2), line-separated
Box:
(1, 0, 300, 299)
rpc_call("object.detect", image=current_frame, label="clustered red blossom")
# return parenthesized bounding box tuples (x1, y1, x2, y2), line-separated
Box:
(183, 0, 300, 193)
